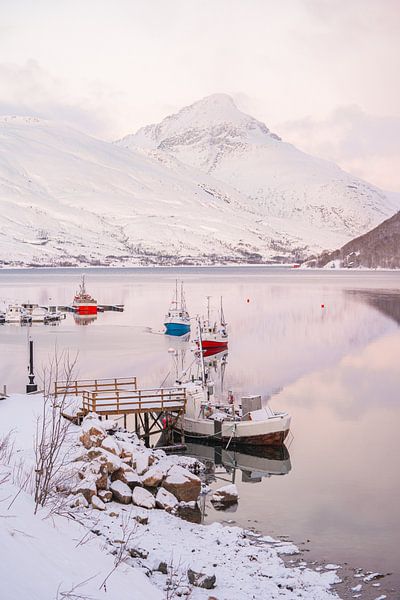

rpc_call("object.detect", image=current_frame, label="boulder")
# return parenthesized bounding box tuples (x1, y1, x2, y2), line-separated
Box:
(110, 480, 132, 504)
(187, 569, 216, 589)
(211, 484, 239, 506)
(92, 495, 106, 511)
(134, 514, 149, 525)
(111, 465, 141, 488)
(94, 448, 124, 474)
(78, 460, 108, 491)
(101, 435, 121, 455)
(80, 417, 106, 449)
(74, 479, 97, 503)
(155, 487, 178, 511)
(136, 453, 149, 475)
(128, 547, 149, 559)
(141, 466, 164, 488)
(98, 489, 113, 503)
(132, 487, 156, 509)
(69, 493, 89, 508)
(162, 465, 201, 502)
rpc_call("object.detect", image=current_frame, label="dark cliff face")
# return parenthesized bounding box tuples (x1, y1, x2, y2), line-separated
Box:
(307, 211, 400, 269)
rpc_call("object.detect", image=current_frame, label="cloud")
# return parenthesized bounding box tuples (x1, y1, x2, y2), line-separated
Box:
(0, 61, 113, 137)
(277, 106, 400, 192)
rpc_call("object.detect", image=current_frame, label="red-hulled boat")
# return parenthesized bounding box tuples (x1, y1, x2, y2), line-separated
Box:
(197, 296, 228, 351)
(72, 276, 98, 315)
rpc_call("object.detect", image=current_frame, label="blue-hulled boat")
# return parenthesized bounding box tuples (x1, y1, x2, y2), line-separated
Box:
(164, 280, 191, 336)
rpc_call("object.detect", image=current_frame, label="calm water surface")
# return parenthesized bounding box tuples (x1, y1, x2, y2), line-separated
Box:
(0, 267, 399, 593)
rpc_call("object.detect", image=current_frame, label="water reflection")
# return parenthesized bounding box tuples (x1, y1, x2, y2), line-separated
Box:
(186, 442, 291, 485)
(73, 313, 98, 326)
(345, 289, 400, 326)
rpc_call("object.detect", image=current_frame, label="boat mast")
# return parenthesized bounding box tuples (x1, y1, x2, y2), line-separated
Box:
(220, 296, 226, 326)
(197, 317, 206, 386)
(206, 296, 211, 326)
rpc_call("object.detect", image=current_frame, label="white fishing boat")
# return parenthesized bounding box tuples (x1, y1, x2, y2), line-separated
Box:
(180, 382, 290, 446)
(22, 303, 64, 323)
(4, 304, 31, 323)
(176, 322, 291, 447)
(164, 280, 191, 336)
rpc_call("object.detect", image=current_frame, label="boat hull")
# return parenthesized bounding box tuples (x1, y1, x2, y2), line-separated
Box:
(176, 414, 291, 447)
(201, 340, 228, 350)
(179, 428, 289, 446)
(74, 305, 98, 315)
(164, 322, 190, 336)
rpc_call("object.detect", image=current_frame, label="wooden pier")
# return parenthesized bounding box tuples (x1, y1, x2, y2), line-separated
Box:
(55, 377, 186, 446)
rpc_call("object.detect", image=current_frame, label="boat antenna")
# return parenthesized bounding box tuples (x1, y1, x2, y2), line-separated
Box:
(206, 296, 211, 325)
(220, 296, 226, 326)
(197, 316, 206, 386)
(181, 280, 186, 312)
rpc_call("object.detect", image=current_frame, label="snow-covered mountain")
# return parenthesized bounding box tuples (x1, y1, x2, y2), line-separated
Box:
(118, 93, 399, 253)
(0, 116, 304, 267)
(0, 95, 398, 267)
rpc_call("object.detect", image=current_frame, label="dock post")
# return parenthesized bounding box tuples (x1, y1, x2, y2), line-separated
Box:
(180, 411, 185, 445)
(26, 339, 38, 394)
(144, 412, 150, 448)
(135, 413, 139, 435)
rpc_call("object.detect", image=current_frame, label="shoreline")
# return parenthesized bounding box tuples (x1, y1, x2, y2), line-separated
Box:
(0, 392, 395, 599)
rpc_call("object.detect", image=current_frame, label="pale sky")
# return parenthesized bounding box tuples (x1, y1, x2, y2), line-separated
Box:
(1, 0, 399, 191)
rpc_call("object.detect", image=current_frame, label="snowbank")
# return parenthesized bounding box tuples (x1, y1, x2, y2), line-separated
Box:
(0, 393, 341, 599)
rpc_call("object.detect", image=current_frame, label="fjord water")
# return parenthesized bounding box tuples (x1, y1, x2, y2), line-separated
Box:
(1, 267, 399, 586)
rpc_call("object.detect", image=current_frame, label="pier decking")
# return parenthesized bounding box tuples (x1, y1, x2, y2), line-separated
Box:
(55, 377, 186, 445)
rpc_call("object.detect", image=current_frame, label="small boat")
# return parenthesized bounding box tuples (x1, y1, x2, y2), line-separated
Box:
(176, 333, 291, 447)
(197, 297, 228, 351)
(180, 383, 291, 447)
(4, 304, 32, 323)
(72, 276, 98, 315)
(164, 280, 190, 336)
(22, 303, 64, 323)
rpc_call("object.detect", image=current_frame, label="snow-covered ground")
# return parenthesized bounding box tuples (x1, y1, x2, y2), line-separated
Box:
(0, 392, 342, 600)
(1, 95, 399, 268)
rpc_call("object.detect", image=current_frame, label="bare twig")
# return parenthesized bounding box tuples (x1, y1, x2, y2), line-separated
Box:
(34, 349, 79, 514)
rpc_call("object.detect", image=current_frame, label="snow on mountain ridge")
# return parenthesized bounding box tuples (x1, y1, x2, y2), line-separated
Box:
(0, 116, 308, 267)
(117, 94, 399, 247)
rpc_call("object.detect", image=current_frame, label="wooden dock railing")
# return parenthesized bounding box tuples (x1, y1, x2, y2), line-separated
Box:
(81, 387, 186, 416)
(54, 377, 137, 398)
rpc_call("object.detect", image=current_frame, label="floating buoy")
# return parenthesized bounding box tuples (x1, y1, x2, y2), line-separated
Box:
(246, 298, 250, 303)
(321, 304, 325, 309)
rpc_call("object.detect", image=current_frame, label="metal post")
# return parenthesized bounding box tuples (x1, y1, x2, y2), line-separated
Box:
(144, 412, 150, 448)
(26, 339, 38, 393)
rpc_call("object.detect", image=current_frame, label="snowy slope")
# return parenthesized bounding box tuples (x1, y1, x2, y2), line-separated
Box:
(1, 95, 399, 267)
(118, 94, 399, 252)
(0, 116, 307, 267)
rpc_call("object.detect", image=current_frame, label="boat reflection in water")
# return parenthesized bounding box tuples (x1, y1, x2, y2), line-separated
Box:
(175, 441, 291, 523)
(186, 441, 291, 485)
(73, 313, 98, 326)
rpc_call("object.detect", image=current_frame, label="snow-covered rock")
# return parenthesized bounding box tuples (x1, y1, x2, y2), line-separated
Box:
(136, 453, 149, 475)
(74, 478, 97, 503)
(155, 487, 178, 511)
(141, 466, 164, 488)
(132, 487, 156, 509)
(110, 480, 132, 504)
(91, 495, 106, 511)
(162, 465, 201, 502)
(211, 483, 239, 505)
(101, 435, 121, 455)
